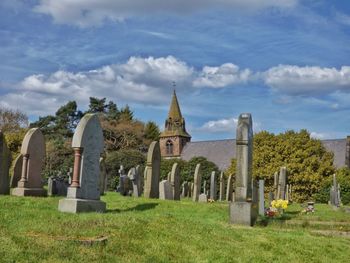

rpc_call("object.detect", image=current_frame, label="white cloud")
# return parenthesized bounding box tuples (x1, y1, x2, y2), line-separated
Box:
(264, 65, 350, 96)
(34, 0, 298, 27)
(193, 63, 251, 88)
(310, 132, 328, 140)
(198, 117, 238, 133)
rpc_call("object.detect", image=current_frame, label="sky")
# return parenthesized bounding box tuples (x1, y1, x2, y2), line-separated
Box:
(1, 0, 350, 141)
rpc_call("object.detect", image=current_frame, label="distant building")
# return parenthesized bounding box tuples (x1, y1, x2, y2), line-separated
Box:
(159, 90, 191, 158)
(160, 91, 350, 171)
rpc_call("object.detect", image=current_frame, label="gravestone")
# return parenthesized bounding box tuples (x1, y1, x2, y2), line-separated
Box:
(210, 171, 217, 201)
(144, 141, 160, 198)
(273, 171, 279, 199)
(203, 180, 207, 195)
(277, 167, 287, 200)
(48, 176, 69, 196)
(12, 128, 46, 197)
(181, 181, 189, 197)
(192, 164, 201, 202)
(226, 174, 233, 201)
(258, 180, 265, 216)
(330, 174, 340, 207)
(268, 192, 274, 206)
(136, 165, 143, 195)
(67, 168, 73, 184)
(170, 163, 180, 200)
(58, 114, 106, 213)
(229, 113, 257, 226)
(252, 180, 258, 205)
(10, 154, 22, 188)
(159, 180, 173, 200)
(128, 167, 141, 197)
(219, 172, 225, 201)
(167, 172, 171, 181)
(188, 182, 193, 198)
(0, 132, 11, 195)
(99, 157, 107, 195)
(198, 193, 208, 203)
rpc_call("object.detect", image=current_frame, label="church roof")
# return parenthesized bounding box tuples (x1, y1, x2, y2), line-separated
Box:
(181, 138, 347, 171)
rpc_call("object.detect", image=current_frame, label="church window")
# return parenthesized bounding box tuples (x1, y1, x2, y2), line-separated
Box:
(166, 140, 173, 155)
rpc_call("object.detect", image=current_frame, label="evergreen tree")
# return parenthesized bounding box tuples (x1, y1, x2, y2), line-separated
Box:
(144, 121, 160, 141)
(106, 101, 119, 120)
(119, 105, 133, 121)
(88, 97, 107, 113)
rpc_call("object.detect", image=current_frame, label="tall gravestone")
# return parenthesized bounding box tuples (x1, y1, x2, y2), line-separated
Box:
(219, 172, 225, 201)
(181, 181, 189, 197)
(258, 180, 265, 216)
(210, 171, 217, 200)
(58, 114, 105, 213)
(277, 167, 287, 200)
(188, 182, 193, 198)
(128, 167, 141, 197)
(226, 174, 233, 201)
(144, 141, 160, 199)
(330, 174, 340, 207)
(159, 180, 173, 200)
(136, 165, 143, 195)
(273, 171, 279, 199)
(170, 162, 180, 200)
(99, 156, 107, 195)
(12, 128, 46, 197)
(10, 154, 22, 188)
(192, 164, 201, 202)
(0, 131, 11, 195)
(229, 113, 257, 226)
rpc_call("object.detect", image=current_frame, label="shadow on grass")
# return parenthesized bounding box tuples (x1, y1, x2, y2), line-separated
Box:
(107, 203, 159, 214)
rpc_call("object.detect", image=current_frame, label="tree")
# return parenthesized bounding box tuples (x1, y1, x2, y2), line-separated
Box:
(160, 158, 186, 182)
(225, 130, 335, 202)
(182, 157, 220, 184)
(0, 107, 28, 133)
(54, 101, 82, 138)
(106, 101, 119, 120)
(88, 97, 107, 113)
(144, 121, 160, 142)
(119, 105, 133, 121)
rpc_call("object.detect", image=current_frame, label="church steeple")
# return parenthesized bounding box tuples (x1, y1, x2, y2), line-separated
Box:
(159, 90, 191, 158)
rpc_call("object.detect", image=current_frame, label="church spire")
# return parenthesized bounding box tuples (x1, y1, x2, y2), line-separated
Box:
(168, 90, 183, 121)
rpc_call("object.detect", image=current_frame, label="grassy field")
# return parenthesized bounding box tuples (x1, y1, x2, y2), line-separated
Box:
(0, 193, 350, 263)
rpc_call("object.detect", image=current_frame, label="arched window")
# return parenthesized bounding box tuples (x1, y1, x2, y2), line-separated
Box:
(166, 140, 173, 155)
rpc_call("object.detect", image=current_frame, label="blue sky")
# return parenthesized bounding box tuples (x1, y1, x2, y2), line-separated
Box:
(1, 0, 350, 141)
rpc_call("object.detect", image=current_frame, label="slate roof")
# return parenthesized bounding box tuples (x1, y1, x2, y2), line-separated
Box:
(181, 138, 347, 171)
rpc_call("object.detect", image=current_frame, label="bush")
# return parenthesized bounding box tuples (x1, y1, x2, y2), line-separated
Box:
(182, 157, 220, 184)
(160, 158, 186, 182)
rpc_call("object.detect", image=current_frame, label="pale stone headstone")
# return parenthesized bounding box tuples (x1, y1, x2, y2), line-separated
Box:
(198, 193, 208, 203)
(12, 128, 46, 197)
(192, 164, 201, 202)
(330, 174, 340, 207)
(268, 192, 274, 206)
(181, 181, 189, 197)
(219, 172, 225, 201)
(210, 171, 217, 200)
(202, 180, 207, 195)
(170, 163, 180, 200)
(229, 113, 257, 226)
(128, 167, 141, 197)
(0, 132, 11, 195)
(167, 172, 171, 182)
(226, 174, 233, 201)
(258, 180, 265, 216)
(159, 180, 173, 200)
(144, 141, 160, 199)
(119, 174, 131, 196)
(99, 157, 107, 195)
(10, 154, 22, 188)
(58, 114, 105, 213)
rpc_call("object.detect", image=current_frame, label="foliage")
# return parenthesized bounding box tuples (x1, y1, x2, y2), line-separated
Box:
(4, 128, 27, 157)
(144, 121, 160, 142)
(182, 156, 220, 184)
(315, 167, 350, 205)
(0, 107, 28, 133)
(225, 130, 335, 202)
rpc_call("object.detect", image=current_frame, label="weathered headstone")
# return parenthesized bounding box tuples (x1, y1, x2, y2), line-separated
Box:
(181, 181, 189, 197)
(192, 164, 201, 202)
(99, 156, 107, 195)
(252, 180, 258, 205)
(268, 192, 274, 206)
(0, 131, 11, 195)
(219, 172, 225, 201)
(128, 167, 141, 197)
(12, 128, 46, 197)
(273, 171, 279, 199)
(159, 180, 173, 200)
(330, 174, 340, 207)
(258, 180, 265, 216)
(48, 176, 69, 196)
(136, 165, 143, 195)
(188, 182, 193, 198)
(170, 163, 180, 200)
(229, 113, 257, 226)
(226, 174, 233, 201)
(210, 171, 217, 201)
(10, 154, 23, 188)
(167, 172, 171, 182)
(58, 114, 106, 213)
(198, 193, 208, 203)
(144, 141, 160, 199)
(202, 180, 207, 195)
(277, 167, 287, 200)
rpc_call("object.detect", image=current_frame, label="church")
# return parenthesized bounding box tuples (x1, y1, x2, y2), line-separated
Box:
(159, 91, 350, 171)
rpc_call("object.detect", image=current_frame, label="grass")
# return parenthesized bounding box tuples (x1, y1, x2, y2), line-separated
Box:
(0, 193, 350, 263)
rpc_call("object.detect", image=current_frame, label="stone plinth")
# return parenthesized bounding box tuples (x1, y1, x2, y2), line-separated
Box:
(229, 202, 257, 226)
(58, 198, 106, 213)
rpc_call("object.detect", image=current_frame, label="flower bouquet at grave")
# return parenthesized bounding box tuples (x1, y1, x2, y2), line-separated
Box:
(269, 199, 289, 216)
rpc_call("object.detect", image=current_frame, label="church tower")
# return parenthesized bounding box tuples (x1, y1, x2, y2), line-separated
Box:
(159, 90, 191, 158)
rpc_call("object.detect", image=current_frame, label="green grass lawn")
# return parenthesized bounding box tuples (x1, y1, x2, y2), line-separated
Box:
(0, 193, 350, 263)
